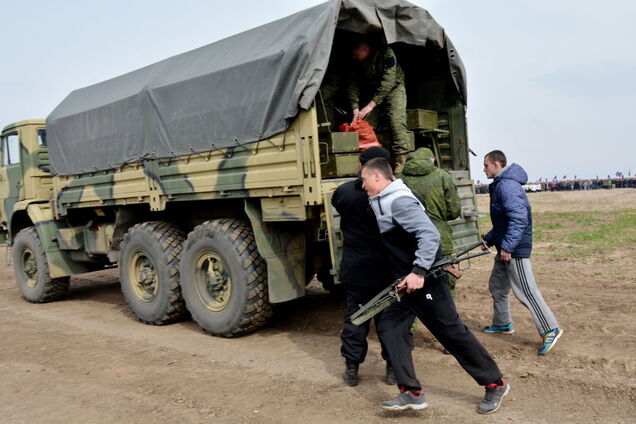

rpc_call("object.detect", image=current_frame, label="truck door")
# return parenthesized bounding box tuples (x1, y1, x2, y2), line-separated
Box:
(0, 132, 24, 232)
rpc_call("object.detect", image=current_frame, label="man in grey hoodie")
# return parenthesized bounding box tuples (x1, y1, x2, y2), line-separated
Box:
(360, 157, 508, 415)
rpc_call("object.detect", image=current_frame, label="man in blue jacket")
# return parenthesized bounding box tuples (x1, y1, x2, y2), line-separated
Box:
(482, 150, 563, 355)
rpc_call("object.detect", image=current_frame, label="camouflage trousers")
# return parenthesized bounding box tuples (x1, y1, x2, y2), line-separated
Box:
(364, 84, 411, 155)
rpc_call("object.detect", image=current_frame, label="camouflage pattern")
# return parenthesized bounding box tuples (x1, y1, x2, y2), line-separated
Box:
(0, 103, 477, 306)
(2, 111, 330, 301)
(53, 110, 322, 215)
(55, 109, 325, 301)
(398, 147, 461, 295)
(347, 46, 410, 155)
(25, 203, 92, 278)
(320, 65, 346, 105)
(399, 147, 461, 254)
(364, 85, 410, 156)
(0, 120, 52, 241)
(0, 120, 92, 278)
(245, 199, 306, 302)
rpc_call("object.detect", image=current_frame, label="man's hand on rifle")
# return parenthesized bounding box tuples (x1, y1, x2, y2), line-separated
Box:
(398, 272, 425, 293)
(481, 234, 493, 249)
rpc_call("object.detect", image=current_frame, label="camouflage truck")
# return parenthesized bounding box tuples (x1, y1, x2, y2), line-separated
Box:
(0, 0, 480, 337)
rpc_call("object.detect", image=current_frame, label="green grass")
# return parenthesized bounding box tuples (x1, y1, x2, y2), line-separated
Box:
(536, 222, 564, 230)
(476, 209, 636, 259)
(537, 211, 601, 227)
(566, 212, 636, 245)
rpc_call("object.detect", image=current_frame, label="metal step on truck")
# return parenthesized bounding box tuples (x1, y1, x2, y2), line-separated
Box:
(0, 0, 480, 337)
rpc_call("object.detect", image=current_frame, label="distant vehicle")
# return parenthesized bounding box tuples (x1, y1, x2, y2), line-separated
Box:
(523, 184, 542, 192)
(1, 0, 480, 337)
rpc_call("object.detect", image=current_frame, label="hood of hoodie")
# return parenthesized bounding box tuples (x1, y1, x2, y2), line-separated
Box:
(370, 178, 413, 202)
(496, 163, 528, 185)
(402, 148, 436, 176)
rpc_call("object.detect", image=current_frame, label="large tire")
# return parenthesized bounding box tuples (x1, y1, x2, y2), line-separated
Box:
(12, 227, 70, 302)
(180, 219, 272, 337)
(119, 221, 186, 325)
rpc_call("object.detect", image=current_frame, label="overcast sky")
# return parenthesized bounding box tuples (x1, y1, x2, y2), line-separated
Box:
(1, 0, 634, 181)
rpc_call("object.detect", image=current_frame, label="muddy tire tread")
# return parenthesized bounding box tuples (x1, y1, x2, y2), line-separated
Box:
(119, 221, 186, 325)
(13, 227, 70, 303)
(185, 219, 272, 337)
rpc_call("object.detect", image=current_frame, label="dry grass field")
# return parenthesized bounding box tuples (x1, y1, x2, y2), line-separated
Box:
(0, 189, 634, 423)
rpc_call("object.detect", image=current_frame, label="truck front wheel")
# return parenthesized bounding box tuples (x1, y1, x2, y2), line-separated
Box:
(180, 219, 272, 337)
(12, 227, 70, 302)
(119, 221, 187, 325)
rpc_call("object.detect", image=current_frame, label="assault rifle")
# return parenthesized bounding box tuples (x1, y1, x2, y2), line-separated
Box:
(350, 240, 492, 326)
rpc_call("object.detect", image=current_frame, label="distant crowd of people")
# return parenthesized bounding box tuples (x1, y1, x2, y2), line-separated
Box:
(475, 177, 636, 194)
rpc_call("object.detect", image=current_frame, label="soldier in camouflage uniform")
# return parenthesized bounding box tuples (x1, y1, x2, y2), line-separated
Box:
(399, 147, 462, 297)
(320, 65, 345, 106)
(347, 41, 410, 172)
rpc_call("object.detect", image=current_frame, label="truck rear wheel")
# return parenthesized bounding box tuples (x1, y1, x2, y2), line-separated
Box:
(12, 227, 70, 302)
(180, 219, 272, 337)
(119, 221, 186, 325)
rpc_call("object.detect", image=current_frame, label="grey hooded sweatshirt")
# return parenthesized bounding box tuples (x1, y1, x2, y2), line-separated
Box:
(368, 179, 441, 278)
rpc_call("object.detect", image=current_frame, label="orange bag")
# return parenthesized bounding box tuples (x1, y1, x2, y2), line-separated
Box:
(339, 120, 382, 152)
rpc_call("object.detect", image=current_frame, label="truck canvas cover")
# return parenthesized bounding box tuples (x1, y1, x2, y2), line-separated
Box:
(47, 0, 465, 175)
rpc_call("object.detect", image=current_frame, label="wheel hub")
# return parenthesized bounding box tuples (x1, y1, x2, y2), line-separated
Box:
(129, 251, 158, 302)
(21, 248, 38, 287)
(196, 251, 232, 311)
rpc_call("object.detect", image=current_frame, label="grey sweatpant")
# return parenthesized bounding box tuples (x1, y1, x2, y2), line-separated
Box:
(488, 254, 559, 336)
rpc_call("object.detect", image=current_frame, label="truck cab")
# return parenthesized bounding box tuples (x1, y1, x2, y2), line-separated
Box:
(0, 120, 52, 243)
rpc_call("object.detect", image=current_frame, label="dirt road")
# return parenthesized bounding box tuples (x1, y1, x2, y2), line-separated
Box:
(1, 190, 634, 423)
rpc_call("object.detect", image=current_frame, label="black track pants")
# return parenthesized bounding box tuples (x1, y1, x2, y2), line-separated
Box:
(377, 275, 503, 390)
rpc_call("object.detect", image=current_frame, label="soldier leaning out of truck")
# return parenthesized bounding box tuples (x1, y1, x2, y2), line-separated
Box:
(347, 39, 411, 173)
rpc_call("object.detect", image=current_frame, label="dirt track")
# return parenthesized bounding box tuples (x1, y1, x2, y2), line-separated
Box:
(1, 189, 634, 423)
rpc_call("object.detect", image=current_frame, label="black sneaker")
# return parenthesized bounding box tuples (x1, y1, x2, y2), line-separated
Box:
(343, 359, 359, 386)
(477, 381, 510, 414)
(380, 390, 428, 410)
(385, 363, 397, 385)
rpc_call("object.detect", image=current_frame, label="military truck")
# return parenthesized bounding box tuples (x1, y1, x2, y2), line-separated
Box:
(0, 0, 479, 337)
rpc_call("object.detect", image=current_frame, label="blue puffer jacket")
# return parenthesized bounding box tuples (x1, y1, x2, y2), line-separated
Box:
(483, 163, 533, 258)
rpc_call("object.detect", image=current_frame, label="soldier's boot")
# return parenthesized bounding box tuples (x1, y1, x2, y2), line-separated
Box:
(343, 359, 359, 386)
(393, 153, 408, 174)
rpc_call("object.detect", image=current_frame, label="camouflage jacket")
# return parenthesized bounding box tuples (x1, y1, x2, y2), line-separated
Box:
(399, 148, 461, 255)
(347, 46, 405, 110)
